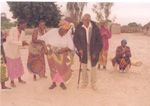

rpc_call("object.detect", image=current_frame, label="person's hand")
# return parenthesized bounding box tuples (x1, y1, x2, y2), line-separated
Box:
(22, 41, 29, 46)
(103, 32, 107, 36)
(47, 44, 51, 48)
(44, 48, 48, 55)
(92, 55, 96, 60)
(41, 48, 45, 54)
(57, 48, 64, 54)
(79, 50, 83, 58)
(2, 32, 9, 39)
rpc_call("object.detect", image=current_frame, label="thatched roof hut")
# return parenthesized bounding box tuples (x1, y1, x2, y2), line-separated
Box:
(143, 22, 150, 35)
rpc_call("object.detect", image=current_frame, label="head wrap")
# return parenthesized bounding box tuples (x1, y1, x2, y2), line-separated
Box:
(121, 39, 127, 44)
(62, 13, 71, 20)
(58, 20, 70, 30)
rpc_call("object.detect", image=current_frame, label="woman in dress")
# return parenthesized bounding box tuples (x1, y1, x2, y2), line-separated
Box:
(0, 32, 11, 90)
(27, 20, 48, 80)
(5, 19, 29, 87)
(40, 20, 74, 90)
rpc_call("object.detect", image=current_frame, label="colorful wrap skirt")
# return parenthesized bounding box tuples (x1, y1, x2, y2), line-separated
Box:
(27, 53, 45, 77)
(116, 57, 131, 70)
(47, 48, 72, 83)
(0, 54, 8, 83)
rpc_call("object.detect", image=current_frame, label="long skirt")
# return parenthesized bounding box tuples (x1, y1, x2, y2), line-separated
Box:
(0, 54, 8, 83)
(27, 53, 45, 77)
(6, 57, 24, 81)
(116, 57, 131, 70)
(99, 50, 108, 66)
(47, 49, 72, 83)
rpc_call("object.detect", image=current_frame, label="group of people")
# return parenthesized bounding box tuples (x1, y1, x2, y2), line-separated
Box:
(0, 13, 132, 91)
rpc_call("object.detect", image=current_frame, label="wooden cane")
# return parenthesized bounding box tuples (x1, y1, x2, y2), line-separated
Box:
(77, 56, 82, 89)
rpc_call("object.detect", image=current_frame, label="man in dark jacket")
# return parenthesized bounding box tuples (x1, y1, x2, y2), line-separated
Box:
(74, 14, 103, 90)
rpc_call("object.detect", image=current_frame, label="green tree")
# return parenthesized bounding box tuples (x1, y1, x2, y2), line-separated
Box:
(1, 12, 16, 29)
(92, 2, 114, 21)
(128, 22, 138, 27)
(66, 2, 87, 26)
(7, 2, 61, 27)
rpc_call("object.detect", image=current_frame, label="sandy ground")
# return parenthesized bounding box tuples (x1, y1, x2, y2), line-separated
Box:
(1, 33, 150, 106)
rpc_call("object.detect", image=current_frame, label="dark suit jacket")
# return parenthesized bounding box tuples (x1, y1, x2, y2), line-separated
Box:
(74, 21, 103, 67)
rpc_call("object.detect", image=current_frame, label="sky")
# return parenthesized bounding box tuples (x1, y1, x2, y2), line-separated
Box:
(1, 0, 150, 26)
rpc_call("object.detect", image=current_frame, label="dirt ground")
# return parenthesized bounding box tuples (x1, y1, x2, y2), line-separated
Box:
(1, 33, 150, 106)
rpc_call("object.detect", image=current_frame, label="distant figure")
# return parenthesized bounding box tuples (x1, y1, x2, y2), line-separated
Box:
(74, 14, 103, 90)
(40, 20, 74, 90)
(27, 20, 48, 81)
(0, 32, 11, 90)
(97, 20, 111, 70)
(112, 39, 131, 73)
(5, 19, 28, 87)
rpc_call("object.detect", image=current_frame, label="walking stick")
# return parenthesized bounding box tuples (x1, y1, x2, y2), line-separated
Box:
(77, 56, 82, 89)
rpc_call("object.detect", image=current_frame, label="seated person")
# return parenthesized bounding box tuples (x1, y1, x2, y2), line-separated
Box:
(112, 39, 131, 73)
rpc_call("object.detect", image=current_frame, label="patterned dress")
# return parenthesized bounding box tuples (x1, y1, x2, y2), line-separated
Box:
(47, 48, 72, 83)
(27, 30, 46, 77)
(0, 53, 8, 83)
(0, 34, 8, 83)
(40, 28, 74, 83)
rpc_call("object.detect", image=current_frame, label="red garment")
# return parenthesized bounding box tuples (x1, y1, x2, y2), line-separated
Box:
(99, 27, 111, 50)
(18, 33, 21, 39)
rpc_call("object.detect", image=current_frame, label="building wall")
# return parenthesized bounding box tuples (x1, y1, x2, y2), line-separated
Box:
(106, 22, 121, 34)
(121, 26, 142, 33)
(148, 27, 150, 35)
(143, 29, 147, 35)
(111, 24, 121, 34)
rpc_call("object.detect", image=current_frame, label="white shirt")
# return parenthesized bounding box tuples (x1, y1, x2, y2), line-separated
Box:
(4, 27, 25, 59)
(40, 28, 74, 50)
(82, 22, 92, 44)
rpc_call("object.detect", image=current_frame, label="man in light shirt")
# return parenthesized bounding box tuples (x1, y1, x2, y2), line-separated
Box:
(74, 14, 103, 90)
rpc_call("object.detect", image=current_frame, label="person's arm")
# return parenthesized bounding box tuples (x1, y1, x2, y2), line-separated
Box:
(32, 29, 45, 45)
(104, 29, 112, 39)
(125, 47, 131, 58)
(1, 32, 8, 42)
(57, 47, 71, 54)
(32, 28, 48, 54)
(116, 46, 125, 57)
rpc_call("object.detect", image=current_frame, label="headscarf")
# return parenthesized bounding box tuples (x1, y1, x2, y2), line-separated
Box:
(58, 20, 70, 30)
(121, 39, 127, 44)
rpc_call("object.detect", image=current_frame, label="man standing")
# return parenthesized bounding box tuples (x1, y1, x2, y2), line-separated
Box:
(97, 20, 112, 70)
(74, 14, 103, 90)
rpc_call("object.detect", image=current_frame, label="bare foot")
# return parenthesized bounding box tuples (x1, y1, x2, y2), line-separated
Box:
(33, 75, 37, 81)
(91, 85, 98, 90)
(19, 80, 26, 84)
(43, 75, 48, 78)
(33, 78, 37, 81)
(11, 83, 16, 87)
(81, 84, 87, 89)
